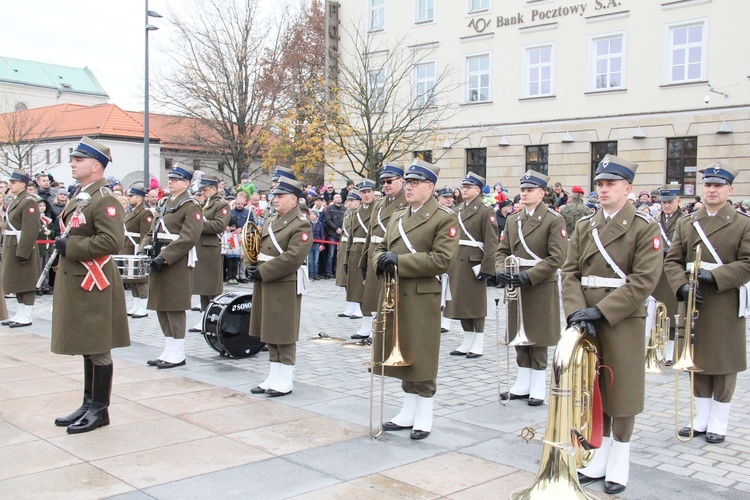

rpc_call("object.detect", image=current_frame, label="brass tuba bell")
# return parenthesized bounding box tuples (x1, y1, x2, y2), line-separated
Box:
(240, 220, 262, 264)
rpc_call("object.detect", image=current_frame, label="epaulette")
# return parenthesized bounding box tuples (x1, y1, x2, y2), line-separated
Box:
(299, 214, 308, 221)
(737, 211, 750, 219)
(578, 212, 596, 223)
(634, 211, 656, 223)
(24, 195, 36, 201)
(546, 207, 561, 217)
(99, 186, 114, 197)
(438, 204, 453, 214)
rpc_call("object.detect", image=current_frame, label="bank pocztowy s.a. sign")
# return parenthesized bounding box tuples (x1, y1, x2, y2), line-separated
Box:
(468, 0, 625, 33)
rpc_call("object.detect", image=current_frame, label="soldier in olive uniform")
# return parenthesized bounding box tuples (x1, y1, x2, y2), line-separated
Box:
(345, 180, 375, 335)
(562, 155, 662, 494)
(1, 171, 41, 327)
(189, 175, 231, 332)
(445, 173, 498, 358)
(356, 164, 408, 344)
(436, 187, 456, 333)
(665, 164, 750, 444)
(374, 160, 459, 440)
(248, 178, 313, 396)
(140, 165, 202, 369)
(560, 185, 591, 236)
(51, 137, 129, 434)
(122, 186, 153, 319)
(650, 184, 682, 363)
(336, 193, 359, 321)
(497, 171, 567, 405)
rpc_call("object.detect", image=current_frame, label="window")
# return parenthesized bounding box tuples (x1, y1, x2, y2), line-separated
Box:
(466, 54, 490, 102)
(45, 149, 50, 165)
(591, 34, 624, 90)
(369, 67, 386, 112)
(414, 150, 433, 163)
(14, 102, 27, 111)
(57, 149, 61, 163)
(591, 141, 618, 192)
(193, 159, 202, 170)
(218, 162, 226, 173)
(413, 61, 436, 108)
(164, 158, 173, 170)
(667, 137, 698, 195)
(524, 44, 554, 97)
(369, 0, 385, 32)
(468, 0, 489, 14)
(667, 21, 706, 83)
(526, 145, 548, 176)
(466, 148, 487, 179)
(415, 0, 434, 23)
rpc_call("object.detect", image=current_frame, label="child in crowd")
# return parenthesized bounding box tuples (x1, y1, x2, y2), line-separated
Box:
(308, 210, 325, 280)
(223, 218, 242, 285)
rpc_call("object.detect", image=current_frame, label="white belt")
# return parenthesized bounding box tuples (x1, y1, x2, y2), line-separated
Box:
(3, 230, 20, 237)
(370, 235, 384, 244)
(686, 262, 721, 272)
(459, 239, 484, 249)
(258, 252, 274, 262)
(581, 276, 625, 288)
(125, 231, 141, 239)
(156, 233, 179, 241)
(352, 237, 367, 244)
(340, 236, 348, 243)
(517, 258, 540, 267)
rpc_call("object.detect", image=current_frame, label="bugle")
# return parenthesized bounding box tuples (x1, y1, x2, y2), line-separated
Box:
(505, 256, 535, 347)
(674, 246, 703, 441)
(368, 266, 411, 439)
(645, 302, 670, 374)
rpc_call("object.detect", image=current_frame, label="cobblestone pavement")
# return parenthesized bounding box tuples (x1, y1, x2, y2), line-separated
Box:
(7, 278, 750, 498)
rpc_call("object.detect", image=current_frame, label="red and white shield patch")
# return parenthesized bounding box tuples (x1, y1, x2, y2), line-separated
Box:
(195, 213, 201, 221)
(146, 216, 153, 223)
(222, 208, 228, 215)
(28, 207, 35, 213)
(653, 237, 661, 250)
(106, 206, 116, 217)
(561, 228, 567, 238)
(449, 226, 457, 238)
(490, 215, 496, 223)
(302, 233, 309, 242)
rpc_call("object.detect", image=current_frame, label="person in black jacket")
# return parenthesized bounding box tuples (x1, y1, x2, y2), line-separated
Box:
(323, 193, 346, 279)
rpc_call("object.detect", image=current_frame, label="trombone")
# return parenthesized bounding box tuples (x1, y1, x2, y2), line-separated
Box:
(645, 302, 670, 374)
(368, 266, 411, 438)
(673, 246, 703, 442)
(505, 256, 535, 347)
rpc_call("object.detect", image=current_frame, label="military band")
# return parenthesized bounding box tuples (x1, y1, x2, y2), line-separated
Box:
(496, 171, 566, 405)
(664, 164, 750, 444)
(123, 185, 152, 319)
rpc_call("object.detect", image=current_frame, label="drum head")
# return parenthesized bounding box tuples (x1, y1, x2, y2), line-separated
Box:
(202, 294, 235, 354)
(210, 292, 264, 358)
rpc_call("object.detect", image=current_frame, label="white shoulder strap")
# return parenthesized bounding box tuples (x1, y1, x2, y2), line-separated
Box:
(397, 216, 416, 253)
(591, 227, 627, 280)
(267, 220, 284, 254)
(356, 212, 369, 235)
(659, 224, 671, 247)
(692, 221, 723, 264)
(376, 207, 387, 233)
(458, 212, 477, 243)
(516, 219, 542, 261)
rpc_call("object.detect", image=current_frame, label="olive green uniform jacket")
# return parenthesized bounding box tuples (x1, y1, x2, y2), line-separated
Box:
(249, 206, 312, 344)
(359, 190, 407, 316)
(372, 197, 459, 382)
(193, 193, 231, 296)
(497, 203, 567, 346)
(0, 215, 7, 320)
(651, 210, 680, 332)
(444, 196, 499, 320)
(664, 204, 750, 374)
(335, 209, 353, 288)
(141, 191, 202, 311)
(51, 180, 130, 355)
(345, 203, 373, 302)
(121, 202, 153, 283)
(2, 193, 40, 293)
(562, 203, 662, 417)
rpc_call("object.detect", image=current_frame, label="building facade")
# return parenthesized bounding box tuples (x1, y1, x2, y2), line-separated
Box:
(329, 0, 750, 197)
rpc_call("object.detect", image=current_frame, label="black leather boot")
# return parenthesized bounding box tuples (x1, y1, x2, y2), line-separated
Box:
(55, 357, 93, 426)
(67, 363, 112, 434)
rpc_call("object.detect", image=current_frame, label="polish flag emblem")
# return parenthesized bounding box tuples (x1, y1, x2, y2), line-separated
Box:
(106, 206, 116, 217)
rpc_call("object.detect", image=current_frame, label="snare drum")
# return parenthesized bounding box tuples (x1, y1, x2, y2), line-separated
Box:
(202, 292, 264, 358)
(113, 255, 150, 282)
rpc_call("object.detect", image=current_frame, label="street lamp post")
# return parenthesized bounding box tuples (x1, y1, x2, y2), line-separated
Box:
(143, 1, 162, 187)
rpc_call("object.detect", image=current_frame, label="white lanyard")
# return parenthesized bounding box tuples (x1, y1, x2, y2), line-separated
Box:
(356, 212, 369, 235)
(591, 227, 627, 281)
(516, 219, 542, 262)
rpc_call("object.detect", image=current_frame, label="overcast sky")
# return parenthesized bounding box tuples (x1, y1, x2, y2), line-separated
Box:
(1, 0, 180, 112)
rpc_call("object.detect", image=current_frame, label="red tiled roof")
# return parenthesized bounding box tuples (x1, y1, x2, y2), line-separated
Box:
(126, 111, 220, 152)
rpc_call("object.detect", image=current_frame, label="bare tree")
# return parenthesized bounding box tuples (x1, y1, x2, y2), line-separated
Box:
(154, 0, 287, 185)
(324, 22, 467, 178)
(0, 103, 58, 178)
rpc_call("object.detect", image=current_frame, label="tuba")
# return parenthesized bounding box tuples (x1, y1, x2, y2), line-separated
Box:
(645, 302, 670, 374)
(240, 220, 262, 264)
(368, 267, 411, 438)
(510, 326, 601, 500)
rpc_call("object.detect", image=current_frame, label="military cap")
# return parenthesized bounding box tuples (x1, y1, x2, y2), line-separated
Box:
(519, 169, 549, 189)
(347, 190, 361, 201)
(271, 166, 296, 181)
(404, 159, 439, 184)
(437, 186, 453, 198)
(461, 172, 485, 189)
(127, 186, 147, 197)
(593, 154, 638, 184)
(9, 170, 31, 184)
(167, 165, 193, 181)
(199, 175, 220, 187)
(379, 163, 404, 179)
(270, 177, 304, 198)
(700, 161, 738, 185)
(658, 184, 681, 201)
(70, 136, 112, 167)
(356, 180, 375, 192)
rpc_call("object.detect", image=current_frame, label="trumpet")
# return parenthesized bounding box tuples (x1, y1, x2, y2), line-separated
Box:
(645, 302, 670, 374)
(673, 245, 704, 442)
(505, 256, 535, 347)
(368, 266, 411, 439)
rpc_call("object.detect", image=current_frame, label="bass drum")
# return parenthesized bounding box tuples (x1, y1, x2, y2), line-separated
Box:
(202, 292, 264, 358)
